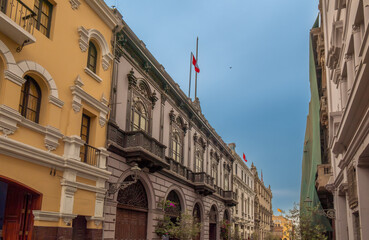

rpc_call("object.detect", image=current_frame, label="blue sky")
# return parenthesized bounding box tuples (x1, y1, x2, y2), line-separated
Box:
(105, 0, 317, 213)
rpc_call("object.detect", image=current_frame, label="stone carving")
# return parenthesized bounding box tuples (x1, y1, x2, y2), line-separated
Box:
(69, 0, 81, 10)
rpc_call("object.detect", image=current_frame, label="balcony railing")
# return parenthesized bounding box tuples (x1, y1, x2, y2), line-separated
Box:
(107, 122, 168, 172)
(80, 143, 100, 167)
(192, 172, 215, 196)
(0, 0, 36, 45)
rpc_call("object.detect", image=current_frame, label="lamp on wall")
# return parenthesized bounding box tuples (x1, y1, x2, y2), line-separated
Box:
(303, 197, 335, 219)
(107, 163, 142, 195)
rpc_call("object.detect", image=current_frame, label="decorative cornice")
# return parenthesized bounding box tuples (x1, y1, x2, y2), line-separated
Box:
(70, 84, 109, 126)
(0, 104, 22, 136)
(49, 95, 64, 108)
(84, 67, 103, 83)
(69, 0, 81, 10)
(4, 69, 26, 86)
(84, 0, 121, 30)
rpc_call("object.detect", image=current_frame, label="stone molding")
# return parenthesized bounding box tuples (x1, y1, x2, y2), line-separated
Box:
(78, 26, 114, 71)
(4, 69, 26, 86)
(69, 0, 81, 10)
(70, 83, 109, 127)
(33, 211, 78, 225)
(84, 0, 121, 30)
(0, 104, 22, 136)
(84, 67, 103, 83)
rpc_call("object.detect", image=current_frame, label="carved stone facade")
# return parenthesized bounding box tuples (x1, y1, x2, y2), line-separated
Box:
(229, 143, 255, 239)
(320, 0, 369, 239)
(251, 163, 272, 240)
(103, 19, 237, 240)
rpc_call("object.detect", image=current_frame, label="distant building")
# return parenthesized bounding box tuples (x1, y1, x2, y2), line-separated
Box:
(229, 143, 255, 239)
(251, 163, 273, 240)
(272, 215, 293, 240)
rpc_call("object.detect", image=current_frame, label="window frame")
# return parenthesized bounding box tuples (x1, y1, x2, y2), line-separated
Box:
(87, 41, 98, 73)
(34, 0, 53, 38)
(131, 101, 148, 132)
(19, 75, 42, 123)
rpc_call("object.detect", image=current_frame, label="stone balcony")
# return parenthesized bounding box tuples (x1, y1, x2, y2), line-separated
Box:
(193, 172, 215, 196)
(0, 0, 36, 46)
(107, 122, 168, 173)
(315, 163, 333, 192)
(223, 190, 238, 207)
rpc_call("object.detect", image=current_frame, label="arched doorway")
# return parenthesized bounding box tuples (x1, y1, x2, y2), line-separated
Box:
(0, 176, 41, 240)
(209, 205, 217, 240)
(193, 203, 201, 240)
(115, 176, 148, 240)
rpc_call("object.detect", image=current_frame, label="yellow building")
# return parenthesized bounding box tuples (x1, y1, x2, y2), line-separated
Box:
(0, 0, 121, 239)
(272, 215, 293, 240)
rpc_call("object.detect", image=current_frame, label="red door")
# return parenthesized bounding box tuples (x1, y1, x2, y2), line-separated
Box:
(2, 185, 38, 240)
(115, 208, 147, 240)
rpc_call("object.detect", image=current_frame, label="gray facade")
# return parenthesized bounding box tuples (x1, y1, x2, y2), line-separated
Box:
(103, 20, 237, 240)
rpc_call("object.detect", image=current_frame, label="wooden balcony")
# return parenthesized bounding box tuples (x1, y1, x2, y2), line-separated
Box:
(192, 172, 215, 196)
(0, 0, 36, 46)
(107, 122, 168, 173)
(223, 190, 238, 207)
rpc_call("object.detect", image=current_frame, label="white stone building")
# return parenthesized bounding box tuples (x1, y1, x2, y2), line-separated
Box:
(229, 143, 255, 239)
(320, 0, 369, 239)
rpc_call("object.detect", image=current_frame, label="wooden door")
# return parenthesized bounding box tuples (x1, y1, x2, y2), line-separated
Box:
(72, 215, 87, 240)
(209, 223, 216, 240)
(3, 187, 34, 240)
(115, 208, 147, 240)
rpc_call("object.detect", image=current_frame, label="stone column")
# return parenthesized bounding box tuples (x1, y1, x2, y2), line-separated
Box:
(339, 77, 348, 110)
(345, 54, 354, 96)
(357, 166, 369, 239)
(335, 191, 349, 240)
(352, 25, 362, 71)
(159, 93, 166, 143)
(364, 0, 369, 29)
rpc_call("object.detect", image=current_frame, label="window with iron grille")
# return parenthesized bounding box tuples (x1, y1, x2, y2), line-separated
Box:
(87, 41, 98, 73)
(19, 75, 41, 123)
(34, 0, 53, 37)
(80, 114, 90, 162)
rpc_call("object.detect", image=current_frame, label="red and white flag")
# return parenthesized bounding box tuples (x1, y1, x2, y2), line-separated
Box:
(243, 153, 247, 162)
(192, 53, 200, 73)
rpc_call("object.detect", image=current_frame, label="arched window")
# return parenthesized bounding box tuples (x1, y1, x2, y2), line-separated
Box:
(166, 190, 182, 223)
(19, 75, 41, 123)
(171, 131, 182, 162)
(195, 149, 203, 172)
(132, 101, 148, 131)
(87, 41, 98, 73)
(212, 163, 218, 186)
(193, 203, 201, 240)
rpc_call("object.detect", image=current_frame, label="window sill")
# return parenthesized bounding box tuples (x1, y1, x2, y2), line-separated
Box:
(84, 67, 102, 83)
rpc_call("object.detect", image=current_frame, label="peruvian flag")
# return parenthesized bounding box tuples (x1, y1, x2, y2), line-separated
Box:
(243, 153, 247, 162)
(192, 53, 200, 73)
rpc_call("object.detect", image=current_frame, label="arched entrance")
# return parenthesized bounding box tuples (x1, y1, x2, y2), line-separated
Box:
(193, 203, 201, 240)
(115, 176, 148, 240)
(209, 205, 217, 240)
(0, 176, 41, 240)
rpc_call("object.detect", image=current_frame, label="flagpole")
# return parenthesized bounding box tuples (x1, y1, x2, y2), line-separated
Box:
(188, 53, 192, 98)
(194, 36, 199, 99)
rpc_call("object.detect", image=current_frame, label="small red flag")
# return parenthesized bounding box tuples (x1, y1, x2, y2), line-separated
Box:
(243, 153, 247, 162)
(192, 53, 200, 73)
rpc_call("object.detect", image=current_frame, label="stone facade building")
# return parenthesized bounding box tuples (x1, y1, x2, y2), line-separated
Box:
(229, 143, 255, 239)
(319, 0, 369, 239)
(103, 19, 238, 240)
(251, 163, 272, 240)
